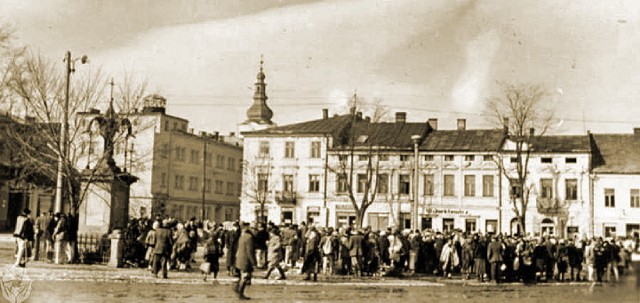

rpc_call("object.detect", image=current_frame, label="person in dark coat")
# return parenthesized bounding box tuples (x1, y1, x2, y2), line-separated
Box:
(203, 223, 225, 282)
(555, 239, 569, 281)
(152, 220, 173, 278)
(472, 235, 487, 282)
(254, 222, 269, 269)
(302, 226, 321, 281)
(234, 222, 256, 300)
(225, 222, 241, 276)
(567, 240, 584, 281)
(487, 235, 504, 283)
(348, 229, 365, 277)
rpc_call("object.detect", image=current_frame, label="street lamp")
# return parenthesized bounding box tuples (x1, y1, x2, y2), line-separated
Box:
(411, 134, 421, 231)
(54, 51, 88, 214)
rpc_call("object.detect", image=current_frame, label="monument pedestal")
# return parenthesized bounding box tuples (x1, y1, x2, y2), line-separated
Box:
(78, 167, 137, 235)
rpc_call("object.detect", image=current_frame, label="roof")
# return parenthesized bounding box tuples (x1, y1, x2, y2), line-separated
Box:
(529, 135, 590, 153)
(242, 114, 354, 137)
(421, 129, 505, 152)
(339, 122, 429, 150)
(591, 133, 640, 174)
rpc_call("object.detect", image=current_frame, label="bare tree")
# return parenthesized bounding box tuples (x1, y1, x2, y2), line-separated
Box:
(5, 49, 147, 231)
(242, 157, 274, 224)
(486, 83, 553, 235)
(344, 94, 392, 122)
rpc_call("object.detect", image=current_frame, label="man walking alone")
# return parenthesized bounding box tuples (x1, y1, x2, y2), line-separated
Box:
(234, 222, 256, 300)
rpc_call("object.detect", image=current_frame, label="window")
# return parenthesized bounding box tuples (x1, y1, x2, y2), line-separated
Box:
(174, 175, 184, 189)
(540, 179, 553, 198)
(565, 179, 578, 200)
(510, 157, 518, 163)
(336, 174, 348, 193)
(338, 155, 348, 162)
(464, 155, 475, 162)
(541, 157, 552, 164)
(465, 219, 476, 232)
(443, 218, 454, 233)
(483, 155, 493, 162)
(206, 153, 213, 167)
(175, 147, 185, 161)
(224, 208, 234, 221)
(443, 175, 455, 196)
(631, 189, 640, 208)
(189, 177, 199, 191)
(379, 155, 389, 161)
(257, 174, 269, 192)
(310, 141, 321, 158)
(424, 174, 434, 196)
(226, 182, 234, 196)
(259, 141, 270, 157)
(284, 141, 295, 158)
(605, 188, 615, 207)
(464, 175, 475, 197)
(283, 175, 294, 192)
(357, 174, 367, 193)
(377, 174, 389, 194)
(565, 157, 577, 164)
(215, 180, 224, 194)
(216, 155, 225, 168)
(510, 179, 522, 198)
(483, 175, 494, 197)
(309, 174, 320, 192)
(358, 155, 369, 162)
(399, 174, 410, 194)
(424, 155, 434, 162)
(400, 155, 412, 162)
(205, 178, 212, 193)
(604, 225, 617, 237)
(161, 143, 169, 158)
(444, 155, 454, 162)
(190, 150, 200, 164)
(227, 158, 235, 171)
(160, 173, 167, 188)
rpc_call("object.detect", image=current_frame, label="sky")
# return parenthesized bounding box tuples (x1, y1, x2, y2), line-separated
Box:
(2, 0, 640, 135)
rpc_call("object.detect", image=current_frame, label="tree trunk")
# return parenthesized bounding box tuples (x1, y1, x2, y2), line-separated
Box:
(355, 207, 366, 228)
(518, 210, 527, 236)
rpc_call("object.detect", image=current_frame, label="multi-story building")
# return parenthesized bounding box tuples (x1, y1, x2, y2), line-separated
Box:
(75, 95, 242, 223)
(499, 133, 591, 238)
(590, 130, 640, 238)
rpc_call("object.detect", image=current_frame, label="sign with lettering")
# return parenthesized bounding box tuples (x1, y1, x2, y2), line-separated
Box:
(424, 208, 469, 216)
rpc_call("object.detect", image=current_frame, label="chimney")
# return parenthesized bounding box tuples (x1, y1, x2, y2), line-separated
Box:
(188, 128, 194, 134)
(365, 116, 371, 122)
(529, 128, 535, 136)
(322, 108, 329, 120)
(395, 112, 407, 123)
(457, 118, 466, 130)
(503, 117, 509, 133)
(199, 131, 207, 137)
(229, 132, 236, 137)
(428, 118, 438, 130)
(356, 111, 363, 120)
(634, 128, 640, 135)
(349, 106, 356, 115)
(213, 131, 219, 140)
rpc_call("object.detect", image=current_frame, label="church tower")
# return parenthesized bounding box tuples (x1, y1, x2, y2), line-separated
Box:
(239, 56, 276, 135)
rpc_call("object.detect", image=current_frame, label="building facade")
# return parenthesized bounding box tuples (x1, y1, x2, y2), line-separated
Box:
(75, 95, 243, 223)
(590, 131, 640, 238)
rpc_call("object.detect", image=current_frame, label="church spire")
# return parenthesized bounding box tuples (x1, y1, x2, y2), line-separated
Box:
(245, 55, 273, 124)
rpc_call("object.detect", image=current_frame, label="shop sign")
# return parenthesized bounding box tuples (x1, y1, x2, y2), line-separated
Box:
(424, 208, 470, 216)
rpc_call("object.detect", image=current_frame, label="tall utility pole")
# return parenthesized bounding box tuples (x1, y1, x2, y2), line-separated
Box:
(201, 135, 207, 221)
(54, 51, 87, 214)
(411, 135, 421, 230)
(54, 51, 72, 214)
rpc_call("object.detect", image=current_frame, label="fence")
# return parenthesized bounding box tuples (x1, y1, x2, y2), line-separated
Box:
(77, 233, 110, 265)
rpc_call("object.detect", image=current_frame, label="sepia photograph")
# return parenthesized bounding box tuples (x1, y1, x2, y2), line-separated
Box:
(0, 0, 638, 302)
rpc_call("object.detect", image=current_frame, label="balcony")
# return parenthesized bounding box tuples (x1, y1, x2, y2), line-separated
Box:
(536, 198, 568, 216)
(275, 191, 297, 205)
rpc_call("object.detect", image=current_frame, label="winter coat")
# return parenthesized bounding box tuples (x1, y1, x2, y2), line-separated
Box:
(235, 230, 257, 272)
(440, 243, 460, 268)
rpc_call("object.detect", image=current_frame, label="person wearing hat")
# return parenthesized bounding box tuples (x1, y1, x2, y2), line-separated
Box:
(152, 220, 173, 279)
(13, 208, 34, 267)
(348, 228, 364, 277)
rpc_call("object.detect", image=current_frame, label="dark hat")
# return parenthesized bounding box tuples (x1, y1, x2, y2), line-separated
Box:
(22, 208, 31, 215)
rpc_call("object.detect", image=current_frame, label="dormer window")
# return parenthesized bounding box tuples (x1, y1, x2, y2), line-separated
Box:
(541, 157, 552, 164)
(565, 157, 577, 164)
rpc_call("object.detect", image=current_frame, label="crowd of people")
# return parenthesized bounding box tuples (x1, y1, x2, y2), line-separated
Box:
(12, 211, 639, 299)
(12, 208, 78, 267)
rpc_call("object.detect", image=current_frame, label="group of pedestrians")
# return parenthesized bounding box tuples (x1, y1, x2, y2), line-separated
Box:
(13, 208, 77, 267)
